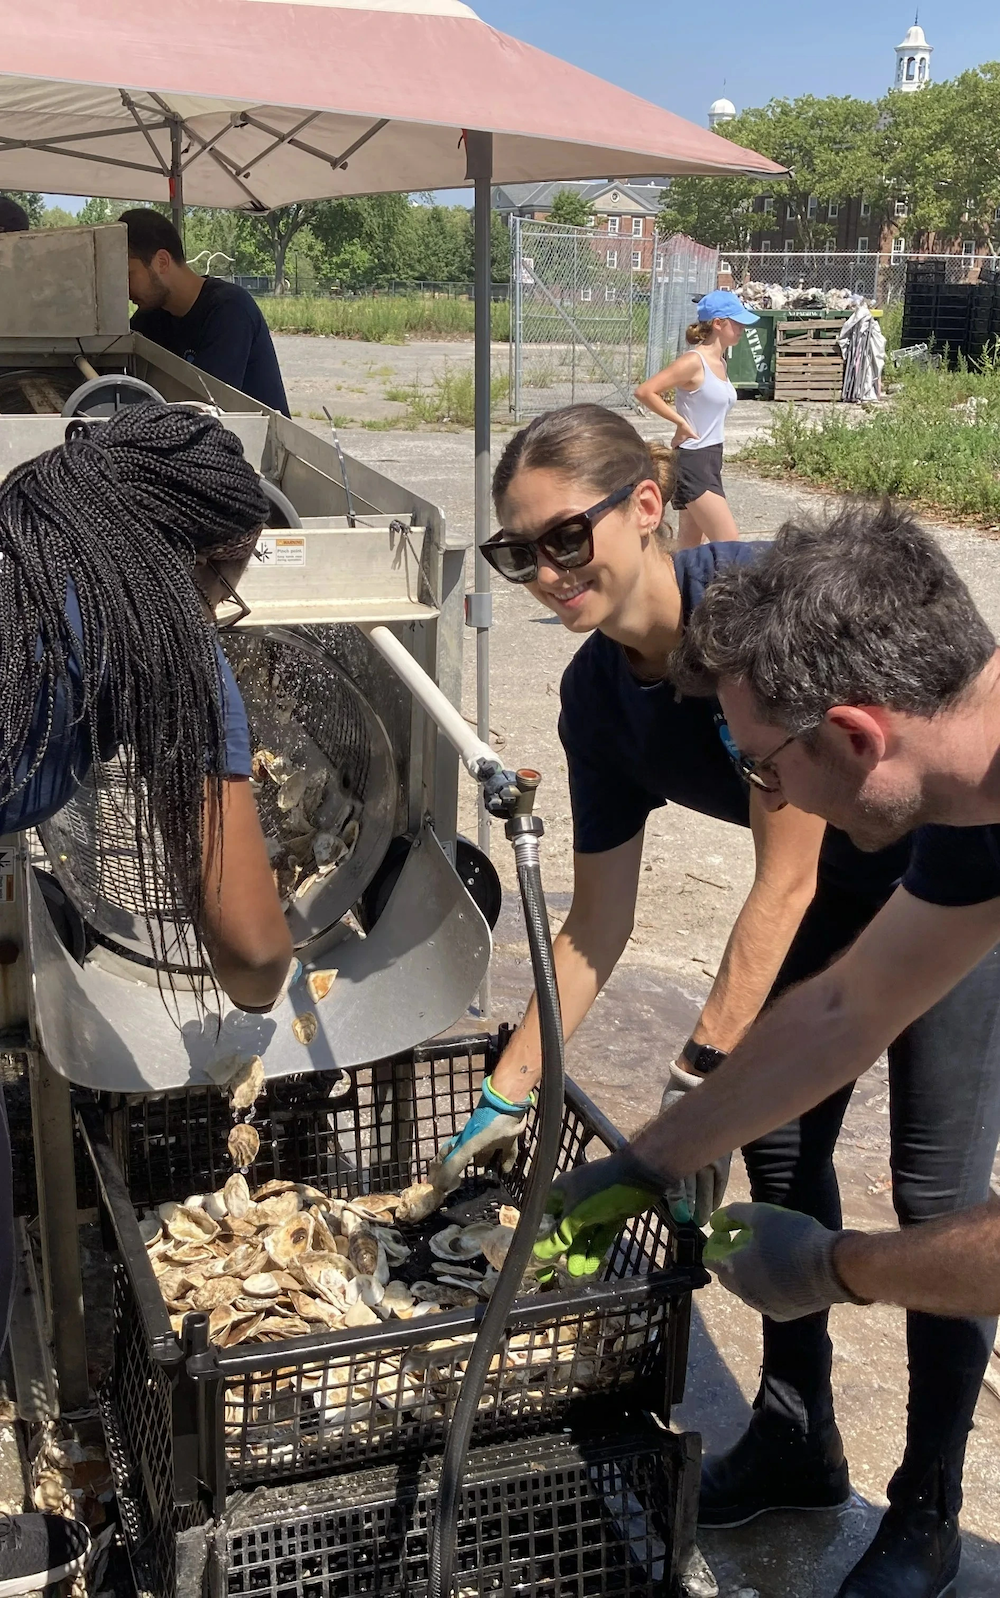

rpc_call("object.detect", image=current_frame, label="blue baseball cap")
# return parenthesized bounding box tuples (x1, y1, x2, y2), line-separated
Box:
(695, 289, 759, 325)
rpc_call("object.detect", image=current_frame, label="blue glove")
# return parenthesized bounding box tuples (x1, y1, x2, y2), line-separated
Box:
(429, 1076, 534, 1194)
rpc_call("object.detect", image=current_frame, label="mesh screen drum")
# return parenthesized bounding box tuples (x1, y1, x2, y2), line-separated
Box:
(39, 629, 398, 973)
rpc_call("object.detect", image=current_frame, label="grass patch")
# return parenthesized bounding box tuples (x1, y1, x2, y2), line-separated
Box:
(388, 366, 510, 427)
(740, 351, 1000, 526)
(259, 294, 510, 343)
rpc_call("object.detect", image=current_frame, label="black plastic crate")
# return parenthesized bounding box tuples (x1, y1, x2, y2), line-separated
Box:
(218, 1413, 702, 1598)
(81, 1038, 704, 1550)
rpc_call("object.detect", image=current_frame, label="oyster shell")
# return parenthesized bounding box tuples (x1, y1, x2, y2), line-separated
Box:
(166, 1206, 220, 1244)
(344, 1300, 379, 1328)
(224, 1174, 252, 1220)
(429, 1223, 494, 1262)
(203, 1191, 229, 1222)
(347, 1226, 379, 1278)
(228, 1124, 261, 1166)
(396, 1181, 441, 1224)
(380, 1281, 416, 1318)
(255, 1192, 301, 1226)
(243, 1273, 282, 1298)
(482, 1225, 516, 1271)
(138, 1212, 162, 1246)
(292, 1013, 318, 1046)
(355, 1273, 385, 1308)
(306, 969, 338, 1003)
(265, 1214, 314, 1268)
(192, 1277, 242, 1311)
(230, 1055, 266, 1111)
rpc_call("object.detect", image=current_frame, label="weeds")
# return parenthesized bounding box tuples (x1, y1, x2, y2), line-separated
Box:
(259, 294, 510, 343)
(387, 366, 510, 427)
(740, 351, 1000, 525)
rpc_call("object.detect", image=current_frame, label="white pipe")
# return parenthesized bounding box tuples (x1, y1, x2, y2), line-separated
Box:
(74, 355, 100, 382)
(358, 623, 499, 779)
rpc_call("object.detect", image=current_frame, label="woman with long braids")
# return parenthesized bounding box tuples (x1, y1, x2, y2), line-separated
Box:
(0, 403, 291, 1593)
(438, 404, 1000, 1598)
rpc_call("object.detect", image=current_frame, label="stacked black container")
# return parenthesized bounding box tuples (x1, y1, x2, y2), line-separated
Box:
(901, 258, 1000, 366)
(81, 1033, 710, 1598)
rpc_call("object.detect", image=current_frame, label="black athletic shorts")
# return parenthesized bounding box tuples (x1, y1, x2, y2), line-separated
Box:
(671, 442, 726, 510)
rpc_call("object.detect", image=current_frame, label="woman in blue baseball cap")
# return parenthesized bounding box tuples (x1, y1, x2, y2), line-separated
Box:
(635, 289, 759, 548)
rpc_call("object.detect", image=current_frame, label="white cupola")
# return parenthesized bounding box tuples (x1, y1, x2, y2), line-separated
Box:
(708, 97, 736, 129)
(894, 17, 932, 91)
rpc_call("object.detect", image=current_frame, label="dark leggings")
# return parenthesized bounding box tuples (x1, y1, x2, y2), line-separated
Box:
(743, 876, 1000, 1515)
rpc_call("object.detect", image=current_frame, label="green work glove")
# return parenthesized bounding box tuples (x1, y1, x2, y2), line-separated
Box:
(705, 1202, 871, 1322)
(660, 1062, 732, 1227)
(533, 1148, 668, 1279)
(430, 1076, 534, 1195)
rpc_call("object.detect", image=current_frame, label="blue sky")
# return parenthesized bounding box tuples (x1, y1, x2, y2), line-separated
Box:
(46, 1, 999, 213)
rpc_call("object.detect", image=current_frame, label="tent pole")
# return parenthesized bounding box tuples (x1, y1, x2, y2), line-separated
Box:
(169, 118, 185, 245)
(466, 128, 493, 1019)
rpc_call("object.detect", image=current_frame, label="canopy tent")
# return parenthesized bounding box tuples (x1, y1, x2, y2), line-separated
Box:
(2, 0, 784, 870)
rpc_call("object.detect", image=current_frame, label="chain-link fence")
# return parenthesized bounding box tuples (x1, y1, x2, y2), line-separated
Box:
(645, 235, 720, 375)
(720, 251, 1000, 309)
(509, 216, 652, 418)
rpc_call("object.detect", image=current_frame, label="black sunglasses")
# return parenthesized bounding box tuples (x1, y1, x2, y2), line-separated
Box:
(714, 712, 810, 794)
(479, 482, 636, 584)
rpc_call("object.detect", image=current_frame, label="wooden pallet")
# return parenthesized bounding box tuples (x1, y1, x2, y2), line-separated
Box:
(774, 319, 844, 402)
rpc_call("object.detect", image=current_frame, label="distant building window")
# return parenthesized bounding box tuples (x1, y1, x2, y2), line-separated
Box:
(762, 197, 774, 214)
(784, 239, 794, 253)
(605, 286, 616, 303)
(607, 216, 620, 233)
(631, 217, 643, 236)
(586, 215, 596, 227)
(632, 250, 642, 269)
(918, 58, 927, 81)
(995, 205, 1000, 223)
(759, 239, 773, 251)
(828, 201, 840, 220)
(894, 199, 908, 217)
(962, 239, 976, 258)
(655, 252, 664, 270)
(606, 250, 618, 268)
(856, 237, 869, 255)
(786, 202, 797, 221)
(807, 196, 818, 219)
(580, 286, 592, 302)
(891, 237, 906, 256)
(860, 198, 871, 218)
(906, 56, 916, 81)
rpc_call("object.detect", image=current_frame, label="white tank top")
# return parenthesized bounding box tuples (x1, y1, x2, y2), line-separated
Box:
(675, 352, 737, 450)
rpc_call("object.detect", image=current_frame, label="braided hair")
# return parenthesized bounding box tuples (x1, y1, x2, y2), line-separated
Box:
(0, 402, 269, 980)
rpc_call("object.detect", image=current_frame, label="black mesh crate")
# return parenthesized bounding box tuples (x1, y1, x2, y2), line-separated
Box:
(80, 1036, 705, 1596)
(216, 1411, 703, 1598)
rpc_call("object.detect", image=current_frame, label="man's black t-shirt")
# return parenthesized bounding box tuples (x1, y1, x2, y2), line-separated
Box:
(132, 277, 289, 416)
(558, 541, 912, 901)
(904, 825, 1000, 906)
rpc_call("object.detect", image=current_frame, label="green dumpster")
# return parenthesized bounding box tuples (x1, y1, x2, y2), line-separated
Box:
(728, 308, 834, 398)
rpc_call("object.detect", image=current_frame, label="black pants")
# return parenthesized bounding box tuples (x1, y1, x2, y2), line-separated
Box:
(743, 876, 1000, 1516)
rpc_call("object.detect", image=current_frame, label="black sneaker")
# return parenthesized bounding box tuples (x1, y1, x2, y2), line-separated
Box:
(0, 1513, 90, 1596)
(699, 1416, 851, 1529)
(835, 1495, 960, 1597)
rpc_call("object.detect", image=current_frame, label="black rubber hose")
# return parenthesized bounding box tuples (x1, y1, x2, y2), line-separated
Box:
(428, 831, 565, 1598)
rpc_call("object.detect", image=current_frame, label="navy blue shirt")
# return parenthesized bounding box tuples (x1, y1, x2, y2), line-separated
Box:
(132, 277, 290, 416)
(558, 541, 911, 900)
(0, 585, 252, 837)
(904, 825, 1000, 906)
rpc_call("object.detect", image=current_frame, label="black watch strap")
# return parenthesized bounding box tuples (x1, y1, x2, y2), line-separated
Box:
(681, 1038, 728, 1074)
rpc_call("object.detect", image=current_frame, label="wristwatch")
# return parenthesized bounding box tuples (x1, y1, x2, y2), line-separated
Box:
(681, 1037, 728, 1075)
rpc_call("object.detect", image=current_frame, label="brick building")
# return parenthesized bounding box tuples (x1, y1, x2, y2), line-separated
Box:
(493, 179, 667, 273)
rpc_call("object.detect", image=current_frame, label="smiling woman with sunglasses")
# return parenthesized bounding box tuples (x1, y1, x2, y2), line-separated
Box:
(443, 404, 938, 1545)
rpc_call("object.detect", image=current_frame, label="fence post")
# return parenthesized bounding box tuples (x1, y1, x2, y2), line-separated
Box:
(512, 216, 523, 422)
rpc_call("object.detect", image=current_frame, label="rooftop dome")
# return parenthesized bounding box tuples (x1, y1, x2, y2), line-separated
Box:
(898, 23, 928, 46)
(709, 97, 736, 117)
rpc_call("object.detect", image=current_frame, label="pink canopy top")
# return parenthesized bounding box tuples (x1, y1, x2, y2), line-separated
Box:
(1, 0, 783, 205)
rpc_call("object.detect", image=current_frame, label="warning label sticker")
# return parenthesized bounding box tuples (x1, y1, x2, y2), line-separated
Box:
(254, 535, 307, 568)
(0, 849, 16, 903)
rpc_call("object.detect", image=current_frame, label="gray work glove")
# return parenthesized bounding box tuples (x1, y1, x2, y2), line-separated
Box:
(659, 1062, 732, 1227)
(704, 1202, 871, 1322)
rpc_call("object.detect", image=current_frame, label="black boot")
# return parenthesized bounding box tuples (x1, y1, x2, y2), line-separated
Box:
(835, 1461, 960, 1598)
(698, 1408, 850, 1529)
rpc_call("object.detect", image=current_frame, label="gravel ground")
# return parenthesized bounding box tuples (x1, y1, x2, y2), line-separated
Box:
(279, 336, 1000, 1597)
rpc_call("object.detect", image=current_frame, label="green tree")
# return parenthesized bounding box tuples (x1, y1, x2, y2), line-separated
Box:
(38, 205, 79, 229)
(659, 94, 887, 248)
(881, 65, 1000, 251)
(0, 192, 44, 226)
(548, 188, 594, 227)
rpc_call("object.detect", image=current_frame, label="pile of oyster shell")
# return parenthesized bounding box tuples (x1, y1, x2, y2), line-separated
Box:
(251, 748, 360, 906)
(140, 1177, 526, 1349)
